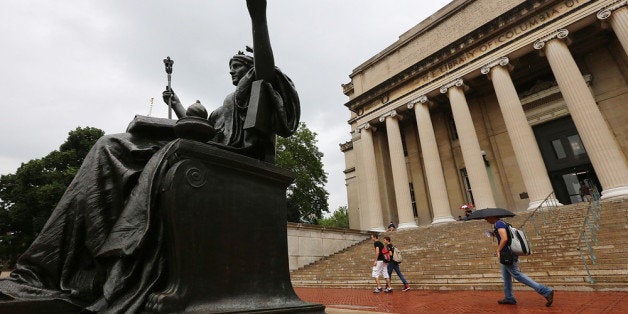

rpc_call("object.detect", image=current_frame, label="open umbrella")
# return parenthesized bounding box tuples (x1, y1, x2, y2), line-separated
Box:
(465, 207, 515, 220)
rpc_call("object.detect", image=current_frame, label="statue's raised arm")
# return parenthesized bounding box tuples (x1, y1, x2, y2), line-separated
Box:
(247, 0, 275, 81)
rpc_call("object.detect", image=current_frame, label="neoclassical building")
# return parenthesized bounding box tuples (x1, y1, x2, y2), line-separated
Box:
(340, 0, 628, 231)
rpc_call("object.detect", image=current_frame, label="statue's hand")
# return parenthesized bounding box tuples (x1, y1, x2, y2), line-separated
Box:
(162, 87, 180, 106)
(246, 0, 267, 20)
(262, 81, 282, 109)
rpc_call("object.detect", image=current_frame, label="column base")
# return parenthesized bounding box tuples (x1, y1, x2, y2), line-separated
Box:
(527, 197, 563, 210)
(601, 186, 628, 200)
(397, 222, 418, 230)
(369, 226, 386, 233)
(431, 216, 456, 224)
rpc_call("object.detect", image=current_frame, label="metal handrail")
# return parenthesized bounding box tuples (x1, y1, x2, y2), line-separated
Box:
(576, 185, 602, 284)
(515, 189, 601, 284)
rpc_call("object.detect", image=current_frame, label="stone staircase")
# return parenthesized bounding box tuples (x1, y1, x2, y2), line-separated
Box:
(290, 199, 628, 291)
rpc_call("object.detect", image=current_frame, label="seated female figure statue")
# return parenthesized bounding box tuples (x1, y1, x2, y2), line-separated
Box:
(0, 1, 299, 312)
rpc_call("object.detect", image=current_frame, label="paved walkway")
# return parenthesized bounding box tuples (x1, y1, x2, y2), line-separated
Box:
(294, 288, 627, 313)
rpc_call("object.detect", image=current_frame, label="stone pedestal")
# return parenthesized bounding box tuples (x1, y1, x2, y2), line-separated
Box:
(144, 140, 324, 313)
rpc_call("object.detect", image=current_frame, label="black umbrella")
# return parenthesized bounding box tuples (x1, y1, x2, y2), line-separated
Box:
(466, 207, 516, 220)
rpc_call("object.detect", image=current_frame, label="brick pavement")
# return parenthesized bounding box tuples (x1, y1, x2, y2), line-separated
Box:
(295, 288, 627, 313)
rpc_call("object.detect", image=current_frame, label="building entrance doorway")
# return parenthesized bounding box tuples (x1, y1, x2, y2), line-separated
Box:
(533, 116, 600, 204)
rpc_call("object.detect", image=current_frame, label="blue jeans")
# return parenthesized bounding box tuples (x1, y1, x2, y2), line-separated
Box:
(500, 260, 552, 301)
(387, 262, 408, 286)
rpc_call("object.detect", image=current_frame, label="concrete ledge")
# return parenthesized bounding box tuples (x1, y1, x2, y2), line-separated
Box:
(287, 223, 370, 271)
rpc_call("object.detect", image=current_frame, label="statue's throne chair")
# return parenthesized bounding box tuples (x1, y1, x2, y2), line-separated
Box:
(141, 133, 323, 312)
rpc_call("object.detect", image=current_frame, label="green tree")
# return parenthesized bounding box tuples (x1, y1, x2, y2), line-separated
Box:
(276, 122, 329, 224)
(0, 126, 104, 267)
(318, 206, 349, 229)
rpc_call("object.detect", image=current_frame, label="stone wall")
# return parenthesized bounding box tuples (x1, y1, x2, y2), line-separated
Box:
(287, 223, 370, 271)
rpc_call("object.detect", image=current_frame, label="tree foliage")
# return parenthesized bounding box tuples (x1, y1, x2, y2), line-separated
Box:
(0, 127, 104, 268)
(276, 122, 329, 224)
(318, 206, 349, 229)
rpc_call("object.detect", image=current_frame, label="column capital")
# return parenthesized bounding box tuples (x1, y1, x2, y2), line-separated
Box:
(407, 95, 428, 109)
(356, 122, 377, 133)
(439, 78, 465, 94)
(597, 0, 627, 20)
(533, 29, 569, 50)
(378, 110, 402, 122)
(480, 56, 510, 74)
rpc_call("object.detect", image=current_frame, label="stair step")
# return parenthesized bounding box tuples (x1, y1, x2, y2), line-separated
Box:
(291, 200, 628, 291)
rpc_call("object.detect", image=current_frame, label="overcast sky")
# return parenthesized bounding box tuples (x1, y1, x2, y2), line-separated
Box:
(1, 0, 451, 214)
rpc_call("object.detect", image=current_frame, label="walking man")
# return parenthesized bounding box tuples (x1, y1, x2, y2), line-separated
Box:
(485, 216, 554, 306)
(370, 234, 391, 293)
(383, 236, 410, 291)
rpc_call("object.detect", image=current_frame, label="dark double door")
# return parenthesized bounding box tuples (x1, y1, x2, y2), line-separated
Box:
(533, 116, 600, 204)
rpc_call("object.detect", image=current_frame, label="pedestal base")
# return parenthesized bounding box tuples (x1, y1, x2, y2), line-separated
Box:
(144, 140, 324, 313)
(431, 216, 456, 224)
(0, 299, 81, 314)
(527, 197, 563, 210)
(397, 222, 419, 229)
(600, 186, 628, 201)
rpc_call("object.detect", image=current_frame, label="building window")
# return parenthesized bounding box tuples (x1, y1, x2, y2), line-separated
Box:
(400, 127, 408, 156)
(409, 183, 418, 218)
(568, 134, 586, 156)
(551, 139, 567, 159)
(460, 168, 475, 205)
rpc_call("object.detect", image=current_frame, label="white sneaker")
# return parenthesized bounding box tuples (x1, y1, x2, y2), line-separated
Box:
(373, 287, 382, 293)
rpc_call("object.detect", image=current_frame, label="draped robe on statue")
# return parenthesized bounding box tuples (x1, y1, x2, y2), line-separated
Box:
(0, 66, 299, 312)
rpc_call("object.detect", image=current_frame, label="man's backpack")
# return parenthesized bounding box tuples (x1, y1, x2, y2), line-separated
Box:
(506, 223, 531, 256)
(392, 246, 403, 263)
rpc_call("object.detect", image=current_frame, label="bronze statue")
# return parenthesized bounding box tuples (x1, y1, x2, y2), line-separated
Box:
(164, 0, 299, 162)
(0, 1, 310, 312)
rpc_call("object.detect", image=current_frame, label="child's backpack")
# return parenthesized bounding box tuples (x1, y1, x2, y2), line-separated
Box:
(392, 246, 403, 263)
(506, 223, 531, 256)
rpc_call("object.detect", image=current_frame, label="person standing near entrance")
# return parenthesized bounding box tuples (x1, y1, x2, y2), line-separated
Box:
(579, 181, 592, 202)
(485, 216, 554, 306)
(370, 234, 391, 293)
(383, 236, 410, 291)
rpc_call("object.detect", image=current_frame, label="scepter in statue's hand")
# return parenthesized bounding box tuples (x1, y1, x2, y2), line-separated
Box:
(161, 57, 187, 120)
(163, 56, 174, 119)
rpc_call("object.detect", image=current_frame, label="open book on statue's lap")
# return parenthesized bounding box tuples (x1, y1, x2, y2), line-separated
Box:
(126, 114, 215, 142)
(126, 115, 177, 138)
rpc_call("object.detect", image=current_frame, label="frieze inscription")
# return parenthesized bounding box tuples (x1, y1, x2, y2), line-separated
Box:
(412, 0, 584, 88)
(347, 0, 589, 112)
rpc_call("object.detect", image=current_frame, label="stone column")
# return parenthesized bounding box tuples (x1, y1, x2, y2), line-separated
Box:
(481, 57, 562, 209)
(534, 29, 628, 200)
(441, 79, 496, 209)
(358, 123, 385, 231)
(598, 0, 628, 55)
(408, 96, 455, 223)
(379, 111, 418, 229)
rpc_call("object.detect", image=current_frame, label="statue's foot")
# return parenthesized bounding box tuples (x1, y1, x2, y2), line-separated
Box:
(144, 288, 183, 313)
